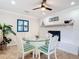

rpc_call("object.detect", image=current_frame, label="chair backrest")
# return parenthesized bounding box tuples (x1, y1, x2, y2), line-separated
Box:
(48, 35, 59, 52)
(48, 33, 53, 39)
(21, 37, 33, 52)
(0, 30, 3, 43)
(16, 36, 25, 54)
(0, 35, 3, 43)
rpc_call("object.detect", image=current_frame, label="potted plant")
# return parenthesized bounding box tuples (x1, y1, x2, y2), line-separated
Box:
(0, 24, 16, 50)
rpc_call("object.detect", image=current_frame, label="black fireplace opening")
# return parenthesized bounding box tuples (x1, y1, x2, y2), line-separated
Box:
(48, 31, 60, 41)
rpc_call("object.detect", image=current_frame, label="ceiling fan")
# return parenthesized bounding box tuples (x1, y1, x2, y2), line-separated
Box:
(32, 0, 52, 11)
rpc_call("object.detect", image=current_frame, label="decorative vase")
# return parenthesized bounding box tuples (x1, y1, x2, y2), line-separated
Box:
(35, 35, 39, 40)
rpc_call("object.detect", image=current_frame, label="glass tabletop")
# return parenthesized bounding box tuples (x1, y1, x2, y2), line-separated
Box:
(23, 38, 49, 47)
(23, 38, 49, 42)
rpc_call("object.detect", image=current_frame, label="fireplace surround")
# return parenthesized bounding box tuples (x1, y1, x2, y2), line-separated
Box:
(48, 31, 60, 41)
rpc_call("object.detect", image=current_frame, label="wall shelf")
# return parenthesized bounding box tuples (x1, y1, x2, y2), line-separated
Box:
(41, 20, 74, 27)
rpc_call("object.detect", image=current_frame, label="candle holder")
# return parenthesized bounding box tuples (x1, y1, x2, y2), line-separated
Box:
(35, 35, 39, 40)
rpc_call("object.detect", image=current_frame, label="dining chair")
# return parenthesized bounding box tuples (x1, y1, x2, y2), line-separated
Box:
(38, 35, 59, 59)
(19, 38, 35, 59)
(0, 31, 3, 43)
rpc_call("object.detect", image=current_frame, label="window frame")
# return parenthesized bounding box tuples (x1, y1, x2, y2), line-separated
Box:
(17, 19, 29, 32)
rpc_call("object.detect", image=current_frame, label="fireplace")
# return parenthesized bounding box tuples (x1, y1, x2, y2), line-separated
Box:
(48, 31, 60, 41)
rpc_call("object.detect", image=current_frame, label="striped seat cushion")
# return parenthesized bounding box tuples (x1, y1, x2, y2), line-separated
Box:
(39, 45, 48, 53)
(24, 43, 34, 52)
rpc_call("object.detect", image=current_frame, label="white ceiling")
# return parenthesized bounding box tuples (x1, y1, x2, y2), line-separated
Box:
(0, 0, 79, 17)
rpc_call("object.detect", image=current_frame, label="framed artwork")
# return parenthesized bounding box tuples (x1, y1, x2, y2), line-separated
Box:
(17, 19, 29, 32)
(49, 16, 59, 22)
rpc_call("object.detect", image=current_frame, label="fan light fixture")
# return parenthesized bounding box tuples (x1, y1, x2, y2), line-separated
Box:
(41, 7, 46, 11)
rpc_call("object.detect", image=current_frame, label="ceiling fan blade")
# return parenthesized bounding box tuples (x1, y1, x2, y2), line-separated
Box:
(42, 0, 46, 4)
(32, 7, 41, 10)
(45, 7, 52, 11)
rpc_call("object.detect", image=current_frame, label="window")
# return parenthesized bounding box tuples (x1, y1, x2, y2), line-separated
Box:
(17, 19, 29, 32)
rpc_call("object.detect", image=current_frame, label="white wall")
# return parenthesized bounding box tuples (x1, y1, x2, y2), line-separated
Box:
(0, 9, 39, 47)
(39, 5, 79, 55)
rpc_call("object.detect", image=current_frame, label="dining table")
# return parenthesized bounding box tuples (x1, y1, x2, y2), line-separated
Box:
(23, 38, 49, 57)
